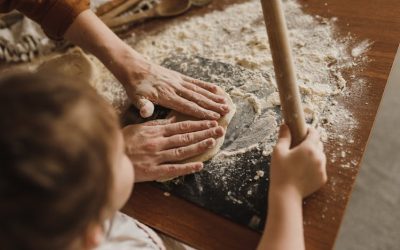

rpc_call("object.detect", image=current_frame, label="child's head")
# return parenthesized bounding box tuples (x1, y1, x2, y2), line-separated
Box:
(0, 72, 134, 250)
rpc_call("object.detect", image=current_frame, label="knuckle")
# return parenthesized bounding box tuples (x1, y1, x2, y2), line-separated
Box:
(304, 146, 316, 159)
(202, 121, 213, 129)
(173, 148, 185, 158)
(142, 166, 153, 175)
(192, 85, 200, 92)
(179, 122, 191, 131)
(272, 146, 283, 159)
(167, 165, 178, 174)
(146, 89, 159, 101)
(156, 85, 175, 99)
(143, 141, 158, 152)
(180, 134, 192, 144)
(198, 110, 209, 119)
(209, 128, 217, 136)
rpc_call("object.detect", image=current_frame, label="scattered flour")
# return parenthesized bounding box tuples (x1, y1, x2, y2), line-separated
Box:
(351, 40, 373, 58)
(90, 1, 370, 171)
(125, 0, 370, 166)
(92, 0, 371, 213)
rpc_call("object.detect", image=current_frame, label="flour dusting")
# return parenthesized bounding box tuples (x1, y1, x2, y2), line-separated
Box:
(125, 0, 370, 169)
(89, 0, 371, 175)
(92, 0, 371, 220)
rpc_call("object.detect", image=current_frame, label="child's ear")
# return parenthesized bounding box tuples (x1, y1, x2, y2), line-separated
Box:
(83, 223, 104, 249)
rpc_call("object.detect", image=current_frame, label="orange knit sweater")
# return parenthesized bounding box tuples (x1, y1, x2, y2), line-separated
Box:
(0, 0, 90, 39)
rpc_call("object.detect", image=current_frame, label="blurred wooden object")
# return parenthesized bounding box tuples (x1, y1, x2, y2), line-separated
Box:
(95, 0, 126, 16)
(260, 0, 307, 147)
(101, 0, 142, 19)
(103, 0, 191, 29)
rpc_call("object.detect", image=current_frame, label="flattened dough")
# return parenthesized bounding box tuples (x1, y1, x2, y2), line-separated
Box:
(168, 88, 236, 163)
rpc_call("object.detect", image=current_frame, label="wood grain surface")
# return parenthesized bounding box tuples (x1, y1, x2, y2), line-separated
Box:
(121, 0, 400, 249)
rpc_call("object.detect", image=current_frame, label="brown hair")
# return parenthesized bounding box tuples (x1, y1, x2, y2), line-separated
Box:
(0, 71, 119, 250)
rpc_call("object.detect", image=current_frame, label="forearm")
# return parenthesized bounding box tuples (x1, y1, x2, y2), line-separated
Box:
(63, 8, 229, 120)
(64, 10, 146, 86)
(258, 186, 305, 250)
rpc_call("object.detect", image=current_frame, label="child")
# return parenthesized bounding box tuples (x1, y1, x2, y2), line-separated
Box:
(0, 71, 326, 250)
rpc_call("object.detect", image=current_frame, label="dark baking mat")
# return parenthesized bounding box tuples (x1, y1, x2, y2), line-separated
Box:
(123, 55, 281, 231)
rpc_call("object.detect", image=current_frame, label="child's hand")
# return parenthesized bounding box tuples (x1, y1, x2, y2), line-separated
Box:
(270, 124, 327, 199)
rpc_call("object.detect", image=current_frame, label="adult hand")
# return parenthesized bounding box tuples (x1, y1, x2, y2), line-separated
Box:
(120, 54, 230, 120)
(65, 10, 228, 120)
(122, 117, 225, 182)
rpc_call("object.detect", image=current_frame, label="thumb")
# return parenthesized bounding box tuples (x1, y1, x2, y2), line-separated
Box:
(276, 124, 292, 150)
(132, 96, 154, 118)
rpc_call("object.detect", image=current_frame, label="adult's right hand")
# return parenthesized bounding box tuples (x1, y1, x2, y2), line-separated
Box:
(122, 117, 225, 182)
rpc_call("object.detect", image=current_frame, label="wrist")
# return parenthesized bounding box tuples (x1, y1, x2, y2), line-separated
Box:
(269, 183, 303, 204)
(105, 45, 151, 87)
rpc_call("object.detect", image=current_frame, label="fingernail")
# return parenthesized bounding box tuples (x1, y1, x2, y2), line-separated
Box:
(221, 105, 229, 112)
(195, 163, 204, 171)
(206, 139, 216, 148)
(214, 127, 223, 135)
(212, 113, 220, 120)
(208, 121, 217, 128)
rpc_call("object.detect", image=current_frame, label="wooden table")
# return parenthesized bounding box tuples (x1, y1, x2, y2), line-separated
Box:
(122, 1, 400, 249)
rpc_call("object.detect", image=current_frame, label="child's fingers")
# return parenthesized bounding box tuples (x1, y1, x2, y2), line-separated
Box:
(156, 162, 204, 181)
(319, 153, 328, 183)
(307, 127, 320, 144)
(275, 124, 291, 150)
(318, 141, 324, 152)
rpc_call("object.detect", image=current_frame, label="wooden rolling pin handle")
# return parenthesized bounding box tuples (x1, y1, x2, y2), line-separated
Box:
(260, 0, 307, 147)
(96, 0, 125, 16)
(104, 9, 154, 28)
(102, 0, 142, 20)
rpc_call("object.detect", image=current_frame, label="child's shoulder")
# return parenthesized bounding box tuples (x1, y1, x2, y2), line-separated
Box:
(97, 212, 165, 250)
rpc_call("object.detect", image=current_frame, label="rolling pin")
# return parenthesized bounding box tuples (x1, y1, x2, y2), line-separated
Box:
(96, 0, 126, 16)
(260, 0, 307, 147)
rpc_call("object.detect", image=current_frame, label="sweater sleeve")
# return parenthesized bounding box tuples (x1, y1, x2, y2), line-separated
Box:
(0, 0, 90, 40)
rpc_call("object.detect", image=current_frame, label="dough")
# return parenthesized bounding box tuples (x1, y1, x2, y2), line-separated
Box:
(36, 49, 98, 84)
(168, 88, 236, 163)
